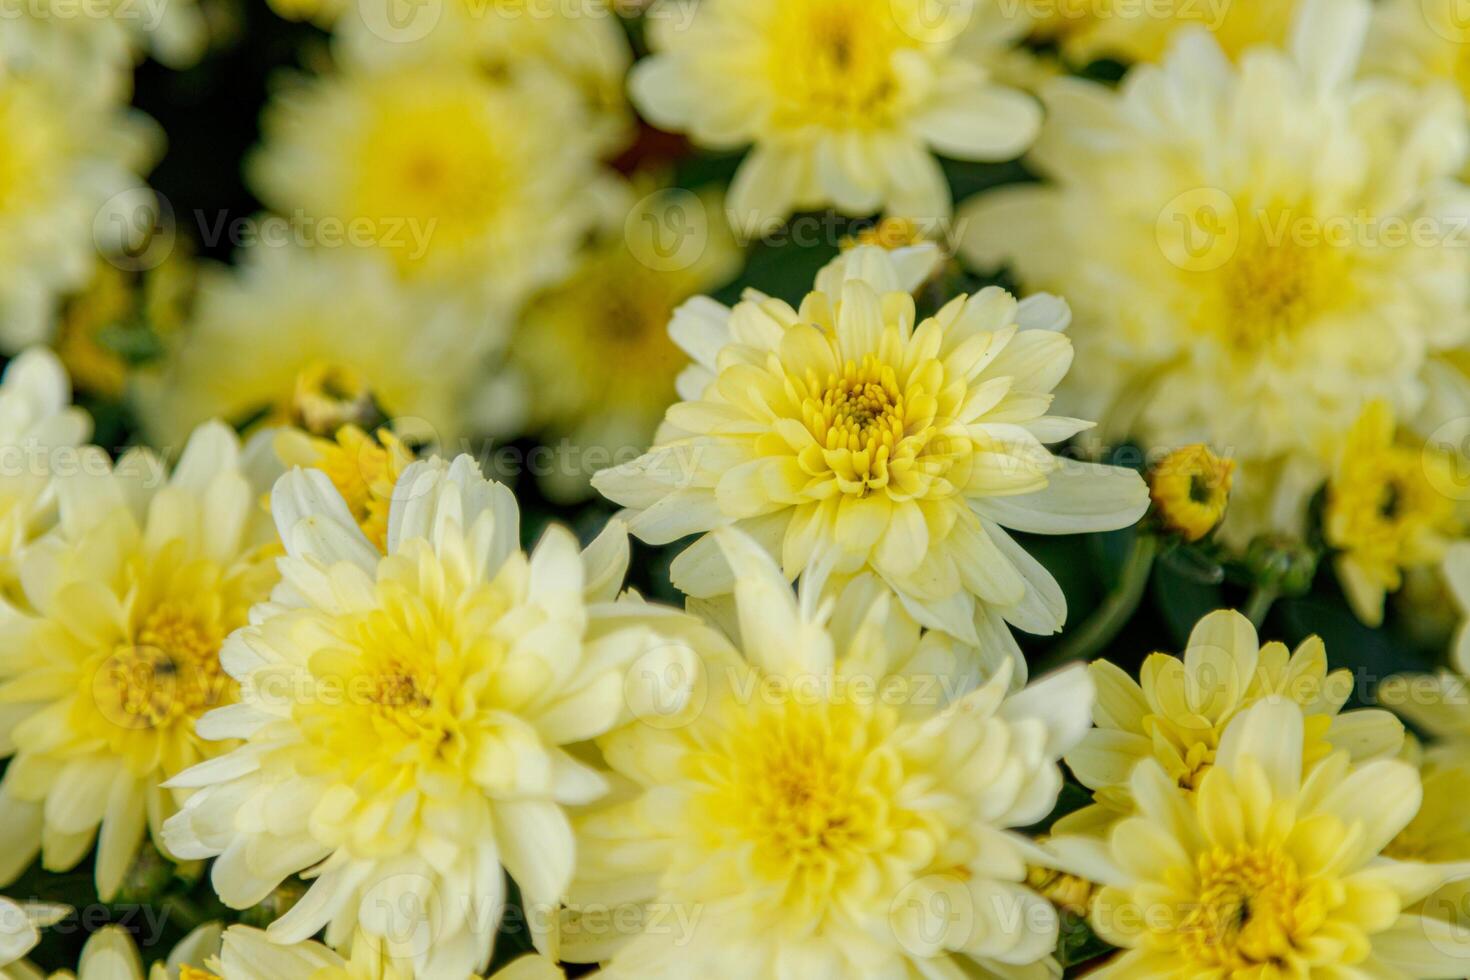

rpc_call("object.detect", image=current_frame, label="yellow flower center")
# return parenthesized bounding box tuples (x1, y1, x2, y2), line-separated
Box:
(796, 354, 939, 494)
(768, 0, 908, 129)
(1213, 225, 1350, 353)
(689, 698, 906, 919)
(95, 600, 231, 732)
(353, 84, 510, 265)
(1328, 434, 1457, 580)
(179, 967, 221, 980)
(1179, 844, 1328, 969)
(290, 361, 381, 436)
(841, 218, 927, 252)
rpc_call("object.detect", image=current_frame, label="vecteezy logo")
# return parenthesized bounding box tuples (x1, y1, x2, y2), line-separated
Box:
(94, 188, 175, 272)
(354, 0, 443, 43)
(625, 188, 710, 273)
(1157, 187, 1240, 273)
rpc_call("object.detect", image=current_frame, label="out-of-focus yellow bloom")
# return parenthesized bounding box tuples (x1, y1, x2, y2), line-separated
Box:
(331, 0, 634, 153)
(1061, 609, 1403, 834)
(0, 36, 160, 349)
(249, 61, 612, 317)
(139, 245, 485, 450)
(1326, 401, 1460, 627)
(1367, 0, 1470, 173)
(1051, 700, 1470, 976)
(0, 424, 278, 900)
(273, 425, 414, 550)
(1040, 0, 1300, 66)
(1148, 444, 1234, 542)
(486, 185, 741, 502)
(630, 0, 1041, 230)
(593, 246, 1148, 656)
(961, 0, 1470, 546)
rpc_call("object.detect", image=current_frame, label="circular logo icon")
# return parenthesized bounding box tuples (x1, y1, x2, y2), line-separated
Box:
(625, 189, 710, 274)
(354, 0, 444, 43)
(94, 189, 175, 273)
(1423, 417, 1470, 502)
(624, 642, 706, 730)
(1157, 187, 1240, 273)
(890, 875, 975, 958)
(893, 0, 975, 43)
(1424, 0, 1470, 43)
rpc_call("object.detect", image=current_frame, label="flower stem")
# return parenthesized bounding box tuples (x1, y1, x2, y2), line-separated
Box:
(1042, 534, 1158, 669)
(1243, 586, 1279, 629)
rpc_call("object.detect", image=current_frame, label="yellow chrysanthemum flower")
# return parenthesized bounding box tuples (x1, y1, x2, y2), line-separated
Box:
(197, 925, 561, 980)
(629, 0, 1042, 229)
(0, 348, 91, 588)
(0, 422, 279, 900)
(485, 185, 742, 502)
(1326, 401, 1461, 627)
(0, 33, 160, 349)
(331, 0, 634, 153)
(273, 425, 414, 551)
(56, 922, 224, 980)
(1061, 609, 1404, 834)
(1148, 444, 1235, 543)
(163, 455, 699, 977)
(249, 61, 612, 317)
(1050, 698, 1470, 977)
(138, 245, 486, 450)
(593, 245, 1147, 657)
(960, 0, 1470, 545)
(567, 528, 1093, 978)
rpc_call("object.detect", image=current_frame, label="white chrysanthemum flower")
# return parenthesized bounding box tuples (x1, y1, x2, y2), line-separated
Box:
(0, 34, 160, 349)
(1050, 699, 1470, 977)
(0, 348, 91, 582)
(248, 61, 613, 318)
(163, 455, 698, 977)
(566, 528, 1093, 978)
(0, 423, 279, 900)
(202, 925, 562, 979)
(137, 244, 488, 451)
(628, 0, 1042, 229)
(593, 246, 1148, 657)
(960, 0, 1470, 543)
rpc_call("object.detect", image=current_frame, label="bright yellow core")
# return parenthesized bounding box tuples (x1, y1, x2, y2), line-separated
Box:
(693, 699, 903, 914)
(797, 354, 933, 493)
(353, 86, 509, 263)
(97, 600, 230, 732)
(769, 0, 907, 128)
(1212, 218, 1350, 353)
(1178, 844, 1328, 969)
